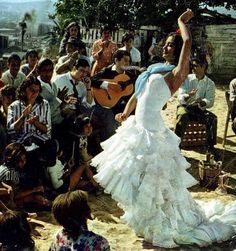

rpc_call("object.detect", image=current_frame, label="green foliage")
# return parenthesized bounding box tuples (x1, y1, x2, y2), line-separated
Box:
(49, 0, 236, 30)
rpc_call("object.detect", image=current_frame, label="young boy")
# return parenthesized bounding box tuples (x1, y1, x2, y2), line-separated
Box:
(1, 54, 26, 88)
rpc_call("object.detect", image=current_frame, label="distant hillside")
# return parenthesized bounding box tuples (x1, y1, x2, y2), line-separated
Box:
(0, 0, 54, 25)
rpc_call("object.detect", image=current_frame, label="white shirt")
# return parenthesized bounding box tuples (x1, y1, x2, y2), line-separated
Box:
(53, 72, 95, 110)
(119, 46, 141, 64)
(1, 70, 26, 88)
(38, 77, 63, 125)
(178, 74, 215, 110)
(229, 78, 236, 102)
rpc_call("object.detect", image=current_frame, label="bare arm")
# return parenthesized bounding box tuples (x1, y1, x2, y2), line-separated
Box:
(55, 51, 79, 74)
(14, 185, 44, 200)
(115, 93, 137, 122)
(165, 9, 194, 95)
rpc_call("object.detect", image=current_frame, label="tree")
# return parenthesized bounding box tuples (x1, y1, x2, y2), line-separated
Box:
(49, 0, 236, 32)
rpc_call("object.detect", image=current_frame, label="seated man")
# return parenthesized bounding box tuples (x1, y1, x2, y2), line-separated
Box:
(229, 77, 236, 134)
(53, 58, 94, 119)
(175, 56, 217, 153)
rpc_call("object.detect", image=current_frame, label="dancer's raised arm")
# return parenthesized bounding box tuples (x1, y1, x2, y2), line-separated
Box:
(165, 9, 194, 94)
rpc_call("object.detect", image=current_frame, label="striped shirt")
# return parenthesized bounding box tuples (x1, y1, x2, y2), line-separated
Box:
(7, 99, 51, 144)
(0, 164, 19, 184)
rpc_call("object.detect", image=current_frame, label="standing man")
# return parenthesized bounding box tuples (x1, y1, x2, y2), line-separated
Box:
(119, 33, 141, 67)
(91, 25, 118, 76)
(175, 56, 217, 154)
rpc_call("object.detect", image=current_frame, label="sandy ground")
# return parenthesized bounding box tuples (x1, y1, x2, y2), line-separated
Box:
(33, 85, 236, 251)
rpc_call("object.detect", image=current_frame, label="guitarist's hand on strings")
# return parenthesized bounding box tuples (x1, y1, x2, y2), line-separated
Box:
(108, 83, 122, 92)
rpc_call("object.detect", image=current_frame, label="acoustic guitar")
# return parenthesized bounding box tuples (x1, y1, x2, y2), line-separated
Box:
(92, 73, 134, 108)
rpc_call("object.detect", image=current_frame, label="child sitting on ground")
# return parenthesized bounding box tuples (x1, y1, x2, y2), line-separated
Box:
(67, 114, 101, 192)
(0, 142, 51, 210)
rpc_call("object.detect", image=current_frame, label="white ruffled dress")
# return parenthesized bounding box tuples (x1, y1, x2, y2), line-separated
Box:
(92, 74, 236, 248)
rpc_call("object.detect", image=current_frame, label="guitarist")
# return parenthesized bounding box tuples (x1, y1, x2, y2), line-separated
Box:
(91, 50, 141, 141)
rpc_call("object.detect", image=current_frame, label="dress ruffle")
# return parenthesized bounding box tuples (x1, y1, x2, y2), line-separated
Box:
(92, 74, 236, 248)
(92, 116, 236, 248)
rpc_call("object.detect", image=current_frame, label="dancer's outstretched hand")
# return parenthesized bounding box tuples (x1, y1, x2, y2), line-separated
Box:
(115, 113, 127, 123)
(178, 9, 194, 24)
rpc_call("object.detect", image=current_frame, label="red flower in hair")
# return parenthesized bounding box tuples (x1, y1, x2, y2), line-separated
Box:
(176, 28, 181, 34)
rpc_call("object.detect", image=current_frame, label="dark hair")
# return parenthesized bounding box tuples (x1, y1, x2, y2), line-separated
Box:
(37, 58, 54, 72)
(165, 32, 183, 65)
(0, 85, 16, 99)
(191, 55, 208, 70)
(17, 76, 43, 103)
(0, 85, 16, 107)
(52, 190, 92, 240)
(74, 58, 90, 69)
(0, 210, 34, 251)
(121, 32, 134, 44)
(64, 21, 81, 40)
(113, 50, 131, 62)
(74, 114, 91, 133)
(25, 49, 39, 62)
(7, 53, 21, 64)
(4, 142, 27, 169)
(100, 24, 112, 35)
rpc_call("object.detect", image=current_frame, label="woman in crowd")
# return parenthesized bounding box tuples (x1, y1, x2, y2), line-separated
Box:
(59, 21, 87, 56)
(21, 49, 39, 77)
(7, 76, 51, 147)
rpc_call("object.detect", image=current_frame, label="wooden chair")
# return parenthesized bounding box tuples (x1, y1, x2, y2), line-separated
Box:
(181, 121, 207, 149)
(222, 90, 236, 147)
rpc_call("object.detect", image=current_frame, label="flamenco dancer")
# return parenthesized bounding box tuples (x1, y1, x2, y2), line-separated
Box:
(92, 9, 236, 248)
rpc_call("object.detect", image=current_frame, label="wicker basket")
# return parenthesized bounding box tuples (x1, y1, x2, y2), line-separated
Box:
(198, 156, 222, 189)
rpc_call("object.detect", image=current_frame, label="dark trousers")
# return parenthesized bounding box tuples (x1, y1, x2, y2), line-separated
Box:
(230, 100, 236, 134)
(175, 105, 217, 148)
(93, 104, 118, 142)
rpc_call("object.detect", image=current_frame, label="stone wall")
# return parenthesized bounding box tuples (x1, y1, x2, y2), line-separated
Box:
(205, 24, 236, 84)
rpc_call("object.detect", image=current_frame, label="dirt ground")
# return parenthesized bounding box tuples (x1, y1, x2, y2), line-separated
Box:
(33, 85, 236, 251)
